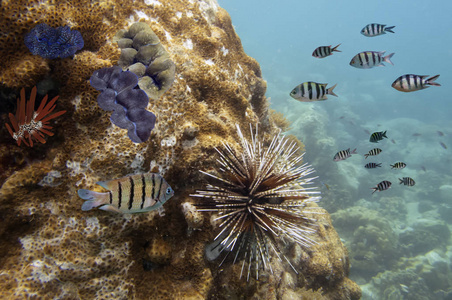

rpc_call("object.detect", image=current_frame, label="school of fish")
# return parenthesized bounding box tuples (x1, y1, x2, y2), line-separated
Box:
(290, 22, 444, 195)
(290, 23, 441, 103)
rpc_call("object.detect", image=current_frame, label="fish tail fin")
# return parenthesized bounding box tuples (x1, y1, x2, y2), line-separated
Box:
(383, 131, 388, 138)
(332, 43, 341, 52)
(327, 84, 338, 97)
(364, 154, 369, 159)
(384, 53, 395, 66)
(371, 187, 377, 194)
(78, 189, 109, 211)
(426, 75, 441, 86)
(385, 26, 395, 33)
(351, 148, 357, 155)
(377, 163, 382, 167)
(390, 164, 395, 169)
(398, 178, 403, 184)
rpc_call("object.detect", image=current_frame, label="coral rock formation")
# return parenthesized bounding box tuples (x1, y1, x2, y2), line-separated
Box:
(0, 0, 360, 299)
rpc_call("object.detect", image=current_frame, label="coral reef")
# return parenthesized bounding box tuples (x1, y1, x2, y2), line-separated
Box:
(0, 0, 359, 299)
(24, 23, 84, 59)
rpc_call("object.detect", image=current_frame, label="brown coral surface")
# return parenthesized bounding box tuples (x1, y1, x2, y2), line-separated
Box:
(0, 0, 360, 299)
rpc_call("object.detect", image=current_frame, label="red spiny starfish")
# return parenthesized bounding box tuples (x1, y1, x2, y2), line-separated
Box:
(5, 87, 66, 147)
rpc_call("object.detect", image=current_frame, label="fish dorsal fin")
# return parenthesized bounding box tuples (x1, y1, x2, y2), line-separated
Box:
(96, 179, 115, 190)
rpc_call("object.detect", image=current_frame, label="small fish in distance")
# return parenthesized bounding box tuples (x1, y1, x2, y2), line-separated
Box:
(399, 177, 415, 186)
(391, 162, 406, 169)
(290, 82, 338, 102)
(333, 148, 357, 161)
(440, 142, 447, 149)
(364, 162, 382, 169)
(371, 180, 392, 194)
(370, 131, 388, 143)
(78, 173, 174, 214)
(312, 44, 341, 58)
(361, 24, 395, 37)
(364, 148, 382, 159)
(437, 131, 444, 136)
(350, 51, 394, 69)
(392, 74, 440, 92)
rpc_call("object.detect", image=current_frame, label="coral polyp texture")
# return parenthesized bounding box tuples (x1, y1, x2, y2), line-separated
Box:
(114, 22, 176, 100)
(5, 86, 66, 147)
(192, 124, 321, 280)
(90, 66, 156, 143)
(0, 0, 360, 299)
(24, 23, 84, 59)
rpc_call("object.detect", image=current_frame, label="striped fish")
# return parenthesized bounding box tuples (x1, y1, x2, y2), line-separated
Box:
(350, 51, 394, 69)
(290, 82, 338, 102)
(78, 173, 174, 213)
(370, 131, 387, 143)
(333, 148, 357, 161)
(391, 162, 406, 169)
(399, 177, 415, 186)
(361, 24, 395, 37)
(391, 74, 441, 92)
(371, 180, 392, 194)
(364, 148, 382, 159)
(364, 162, 381, 169)
(312, 44, 341, 58)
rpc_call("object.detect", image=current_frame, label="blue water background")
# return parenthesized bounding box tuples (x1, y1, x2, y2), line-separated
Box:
(219, 0, 452, 296)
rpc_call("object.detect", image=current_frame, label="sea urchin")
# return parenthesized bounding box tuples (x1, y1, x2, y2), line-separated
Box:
(191, 124, 321, 280)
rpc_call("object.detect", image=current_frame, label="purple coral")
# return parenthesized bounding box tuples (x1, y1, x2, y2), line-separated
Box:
(24, 23, 84, 59)
(90, 66, 156, 143)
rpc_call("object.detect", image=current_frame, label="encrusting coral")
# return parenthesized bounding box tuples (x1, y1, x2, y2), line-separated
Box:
(0, 0, 360, 299)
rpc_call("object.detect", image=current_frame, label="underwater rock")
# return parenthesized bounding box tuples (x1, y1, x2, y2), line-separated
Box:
(114, 22, 176, 100)
(0, 0, 359, 299)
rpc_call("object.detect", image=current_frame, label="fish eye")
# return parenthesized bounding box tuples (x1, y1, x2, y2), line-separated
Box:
(165, 187, 172, 195)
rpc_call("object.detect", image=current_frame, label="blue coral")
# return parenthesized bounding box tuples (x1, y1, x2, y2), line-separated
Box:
(24, 23, 84, 59)
(90, 66, 156, 143)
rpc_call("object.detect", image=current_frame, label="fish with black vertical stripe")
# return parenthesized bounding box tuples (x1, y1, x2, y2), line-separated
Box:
(371, 180, 392, 194)
(78, 173, 174, 213)
(290, 81, 338, 102)
(312, 44, 341, 58)
(361, 24, 395, 37)
(350, 51, 394, 69)
(391, 74, 440, 92)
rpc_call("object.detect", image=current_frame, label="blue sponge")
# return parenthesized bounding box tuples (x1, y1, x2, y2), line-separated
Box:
(90, 66, 156, 143)
(24, 23, 84, 59)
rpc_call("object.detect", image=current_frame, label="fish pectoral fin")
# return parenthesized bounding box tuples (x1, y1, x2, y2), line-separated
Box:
(143, 198, 158, 209)
(98, 205, 123, 213)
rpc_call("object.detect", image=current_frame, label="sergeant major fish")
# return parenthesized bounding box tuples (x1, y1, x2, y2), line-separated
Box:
(290, 82, 338, 102)
(364, 162, 382, 169)
(371, 180, 392, 194)
(391, 162, 406, 169)
(350, 51, 394, 69)
(364, 148, 382, 159)
(78, 173, 174, 213)
(333, 148, 357, 161)
(312, 44, 341, 58)
(399, 177, 415, 186)
(391, 74, 441, 92)
(361, 24, 395, 37)
(370, 131, 388, 143)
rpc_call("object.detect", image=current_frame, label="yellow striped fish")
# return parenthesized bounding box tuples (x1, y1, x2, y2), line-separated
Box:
(78, 173, 174, 213)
